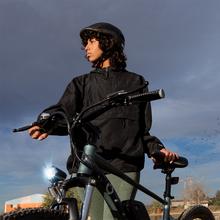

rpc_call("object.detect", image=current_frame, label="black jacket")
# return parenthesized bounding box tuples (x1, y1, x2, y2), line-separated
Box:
(39, 68, 164, 172)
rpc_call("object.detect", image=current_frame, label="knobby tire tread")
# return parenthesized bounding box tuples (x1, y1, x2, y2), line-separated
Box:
(0, 208, 68, 220)
(178, 205, 215, 220)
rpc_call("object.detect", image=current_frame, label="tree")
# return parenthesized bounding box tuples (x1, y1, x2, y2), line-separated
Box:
(42, 192, 53, 208)
(215, 190, 220, 200)
(182, 177, 208, 205)
(147, 200, 163, 214)
(209, 190, 220, 206)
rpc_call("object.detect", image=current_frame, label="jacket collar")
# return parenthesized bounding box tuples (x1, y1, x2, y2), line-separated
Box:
(90, 67, 113, 74)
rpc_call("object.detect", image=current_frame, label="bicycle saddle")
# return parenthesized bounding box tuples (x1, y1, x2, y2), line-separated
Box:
(151, 151, 188, 170)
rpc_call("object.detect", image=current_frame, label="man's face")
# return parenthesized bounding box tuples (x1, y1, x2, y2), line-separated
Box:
(84, 38, 103, 63)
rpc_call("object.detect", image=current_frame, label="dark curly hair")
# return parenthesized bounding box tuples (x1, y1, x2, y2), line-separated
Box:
(81, 30, 127, 70)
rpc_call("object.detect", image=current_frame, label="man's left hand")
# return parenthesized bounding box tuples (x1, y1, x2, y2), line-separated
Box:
(160, 148, 179, 163)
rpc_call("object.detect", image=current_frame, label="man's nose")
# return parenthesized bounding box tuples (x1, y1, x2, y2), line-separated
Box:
(85, 43, 90, 51)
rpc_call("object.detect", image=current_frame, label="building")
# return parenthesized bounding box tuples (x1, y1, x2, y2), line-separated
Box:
(172, 199, 209, 209)
(4, 194, 45, 213)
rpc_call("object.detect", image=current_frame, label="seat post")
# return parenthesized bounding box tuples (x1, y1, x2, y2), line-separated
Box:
(162, 170, 174, 220)
(164, 172, 172, 199)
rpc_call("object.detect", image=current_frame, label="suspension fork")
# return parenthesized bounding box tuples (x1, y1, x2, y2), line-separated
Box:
(80, 182, 95, 220)
(63, 197, 80, 220)
(61, 176, 97, 220)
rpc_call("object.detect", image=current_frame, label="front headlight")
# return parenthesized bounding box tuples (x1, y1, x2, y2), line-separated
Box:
(44, 166, 67, 183)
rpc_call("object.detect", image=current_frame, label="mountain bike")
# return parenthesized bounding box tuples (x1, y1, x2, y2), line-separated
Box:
(2, 87, 215, 220)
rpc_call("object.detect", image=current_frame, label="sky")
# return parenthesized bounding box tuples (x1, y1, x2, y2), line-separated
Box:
(1, 0, 220, 212)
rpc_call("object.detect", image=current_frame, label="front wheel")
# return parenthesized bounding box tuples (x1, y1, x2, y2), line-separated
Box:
(0, 208, 68, 220)
(178, 205, 215, 220)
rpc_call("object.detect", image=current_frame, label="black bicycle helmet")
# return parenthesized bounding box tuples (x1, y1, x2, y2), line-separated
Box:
(80, 22, 125, 46)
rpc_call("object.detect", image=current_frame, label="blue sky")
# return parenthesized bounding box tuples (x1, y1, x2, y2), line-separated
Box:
(1, 0, 220, 211)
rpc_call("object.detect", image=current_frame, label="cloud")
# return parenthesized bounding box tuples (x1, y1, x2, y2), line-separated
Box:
(0, 128, 69, 173)
(1, 0, 220, 211)
(152, 97, 220, 138)
(0, 126, 69, 207)
(1, 0, 220, 125)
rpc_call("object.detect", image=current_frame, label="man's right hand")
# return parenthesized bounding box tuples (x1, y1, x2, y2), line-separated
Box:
(28, 125, 49, 140)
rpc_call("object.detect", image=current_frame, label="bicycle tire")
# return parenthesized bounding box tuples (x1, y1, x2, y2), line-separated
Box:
(0, 208, 68, 220)
(178, 205, 215, 220)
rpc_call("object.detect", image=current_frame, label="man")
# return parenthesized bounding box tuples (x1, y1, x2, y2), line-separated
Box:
(29, 22, 178, 219)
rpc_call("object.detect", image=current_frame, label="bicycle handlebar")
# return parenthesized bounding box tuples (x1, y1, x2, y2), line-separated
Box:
(13, 88, 165, 133)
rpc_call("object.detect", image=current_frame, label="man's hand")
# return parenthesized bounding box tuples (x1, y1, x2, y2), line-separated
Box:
(160, 148, 179, 163)
(28, 125, 49, 140)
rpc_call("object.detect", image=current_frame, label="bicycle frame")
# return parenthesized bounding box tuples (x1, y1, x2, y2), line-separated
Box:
(48, 143, 187, 220)
(13, 87, 188, 220)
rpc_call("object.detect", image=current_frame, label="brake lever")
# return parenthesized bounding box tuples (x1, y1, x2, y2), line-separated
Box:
(13, 113, 51, 133)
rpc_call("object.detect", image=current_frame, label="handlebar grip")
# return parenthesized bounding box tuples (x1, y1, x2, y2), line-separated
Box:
(128, 89, 165, 102)
(13, 122, 38, 132)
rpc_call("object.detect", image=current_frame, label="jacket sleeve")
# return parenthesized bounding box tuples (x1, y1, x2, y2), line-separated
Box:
(140, 78, 165, 157)
(37, 76, 84, 135)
